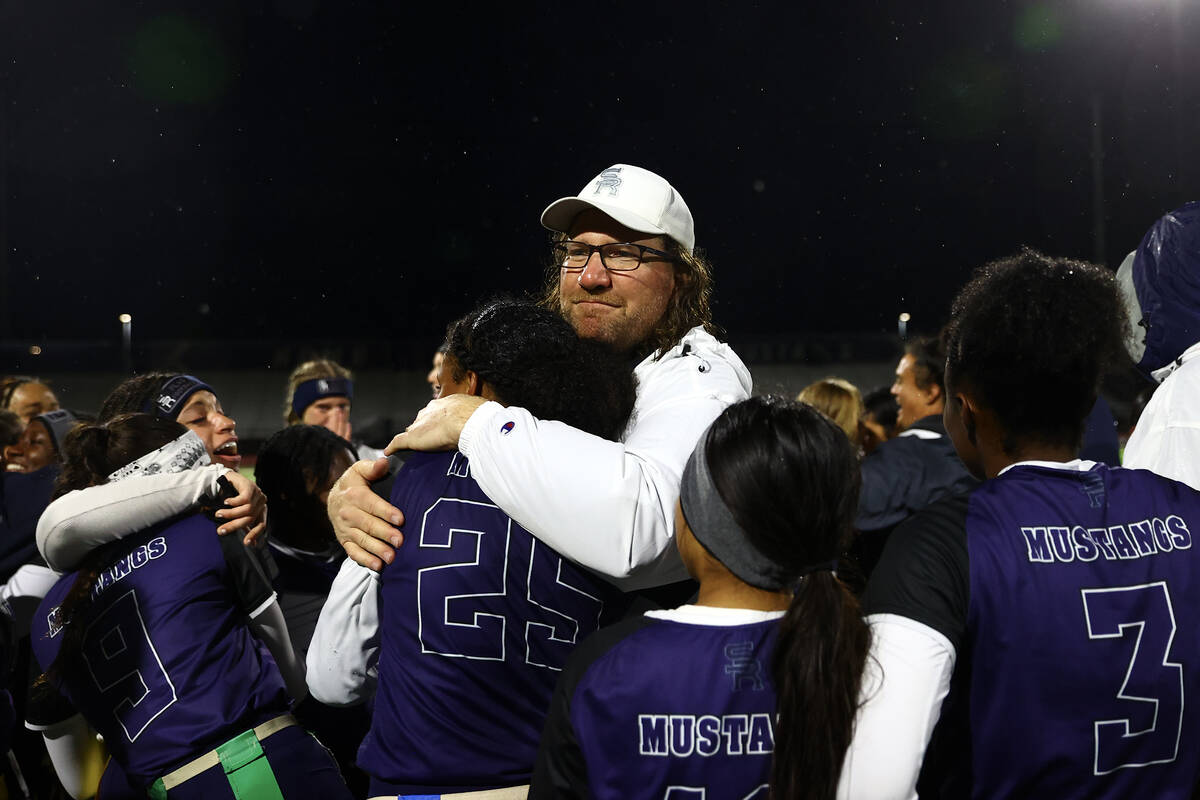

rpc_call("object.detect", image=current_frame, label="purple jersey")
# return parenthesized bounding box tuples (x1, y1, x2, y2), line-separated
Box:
(531, 608, 779, 800)
(357, 451, 628, 794)
(866, 463, 1200, 798)
(27, 512, 288, 788)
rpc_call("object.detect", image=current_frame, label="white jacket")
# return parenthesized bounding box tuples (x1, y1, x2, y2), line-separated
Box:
(1123, 341, 1200, 491)
(459, 326, 752, 588)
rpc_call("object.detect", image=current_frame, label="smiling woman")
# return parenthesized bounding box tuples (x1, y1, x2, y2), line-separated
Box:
(97, 372, 240, 469)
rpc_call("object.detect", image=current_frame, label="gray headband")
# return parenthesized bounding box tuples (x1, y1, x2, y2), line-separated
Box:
(679, 432, 836, 591)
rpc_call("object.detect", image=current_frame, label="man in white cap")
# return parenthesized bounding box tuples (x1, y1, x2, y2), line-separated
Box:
(328, 164, 752, 586)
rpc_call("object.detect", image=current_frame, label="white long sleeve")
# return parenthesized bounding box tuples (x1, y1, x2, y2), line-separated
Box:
(459, 327, 751, 587)
(838, 613, 957, 800)
(37, 465, 229, 571)
(38, 714, 106, 800)
(0, 563, 61, 638)
(306, 557, 380, 706)
(249, 598, 308, 703)
(1123, 345, 1200, 491)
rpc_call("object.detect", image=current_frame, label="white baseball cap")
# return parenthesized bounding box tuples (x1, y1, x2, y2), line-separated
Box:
(540, 164, 696, 253)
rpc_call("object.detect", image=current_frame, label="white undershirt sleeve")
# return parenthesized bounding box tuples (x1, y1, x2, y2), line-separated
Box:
(838, 613, 957, 800)
(248, 599, 308, 703)
(37, 465, 229, 571)
(306, 558, 380, 706)
(39, 714, 106, 800)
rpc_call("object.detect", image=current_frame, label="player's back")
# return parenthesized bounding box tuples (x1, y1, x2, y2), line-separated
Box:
(358, 451, 629, 794)
(959, 462, 1200, 798)
(532, 607, 780, 799)
(30, 512, 289, 787)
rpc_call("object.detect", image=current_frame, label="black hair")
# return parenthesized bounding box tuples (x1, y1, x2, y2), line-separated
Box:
(97, 372, 175, 422)
(256, 425, 358, 550)
(904, 335, 947, 394)
(0, 411, 21, 450)
(443, 298, 636, 440)
(43, 413, 189, 686)
(861, 385, 899, 431)
(943, 247, 1129, 454)
(703, 396, 867, 800)
(1, 375, 50, 410)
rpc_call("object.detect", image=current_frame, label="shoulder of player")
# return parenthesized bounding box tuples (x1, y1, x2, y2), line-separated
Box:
(559, 614, 664, 694)
(635, 328, 752, 399)
(872, 490, 973, 582)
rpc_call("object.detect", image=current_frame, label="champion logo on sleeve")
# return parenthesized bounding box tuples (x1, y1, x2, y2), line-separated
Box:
(500, 421, 515, 435)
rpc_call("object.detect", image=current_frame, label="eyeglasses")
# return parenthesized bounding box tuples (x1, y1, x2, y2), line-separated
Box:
(551, 241, 675, 272)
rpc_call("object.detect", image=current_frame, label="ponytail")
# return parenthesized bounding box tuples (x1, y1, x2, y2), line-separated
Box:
(40, 413, 187, 684)
(771, 572, 869, 800)
(700, 396, 868, 800)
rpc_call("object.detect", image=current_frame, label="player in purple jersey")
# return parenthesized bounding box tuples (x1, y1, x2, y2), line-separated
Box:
(531, 396, 869, 800)
(24, 414, 352, 800)
(850, 249, 1200, 798)
(308, 299, 638, 798)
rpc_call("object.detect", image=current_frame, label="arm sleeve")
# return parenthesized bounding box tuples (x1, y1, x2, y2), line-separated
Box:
(218, 532, 277, 618)
(837, 614, 957, 800)
(36, 714, 106, 800)
(37, 465, 229, 571)
(306, 558, 380, 706)
(1, 564, 62, 639)
(248, 600, 307, 703)
(459, 365, 743, 587)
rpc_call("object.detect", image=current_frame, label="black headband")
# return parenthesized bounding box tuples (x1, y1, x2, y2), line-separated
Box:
(144, 375, 214, 420)
(292, 377, 353, 418)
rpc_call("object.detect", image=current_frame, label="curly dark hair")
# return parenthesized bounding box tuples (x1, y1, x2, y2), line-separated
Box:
(537, 232, 717, 359)
(443, 298, 636, 441)
(943, 248, 1129, 454)
(97, 372, 175, 422)
(256, 425, 358, 549)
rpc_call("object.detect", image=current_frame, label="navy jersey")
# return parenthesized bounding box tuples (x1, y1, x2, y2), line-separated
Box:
(531, 607, 780, 800)
(866, 462, 1200, 798)
(27, 512, 288, 787)
(357, 451, 628, 794)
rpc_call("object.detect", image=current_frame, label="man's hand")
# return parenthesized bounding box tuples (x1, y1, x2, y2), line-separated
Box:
(328, 457, 404, 570)
(385, 394, 488, 455)
(215, 471, 268, 546)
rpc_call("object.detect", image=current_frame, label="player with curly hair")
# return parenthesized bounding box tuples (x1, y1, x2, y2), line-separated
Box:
(308, 298, 638, 798)
(846, 249, 1200, 798)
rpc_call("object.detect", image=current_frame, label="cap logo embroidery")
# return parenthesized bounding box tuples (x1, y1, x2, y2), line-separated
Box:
(318, 379, 330, 392)
(592, 167, 623, 197)
(156, 394, 174, 412)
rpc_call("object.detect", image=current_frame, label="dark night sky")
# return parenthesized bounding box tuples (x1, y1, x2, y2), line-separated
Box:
(2, 0, 1197, 367)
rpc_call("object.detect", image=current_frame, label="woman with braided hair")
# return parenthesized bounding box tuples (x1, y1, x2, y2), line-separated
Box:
(531, 396, 868, 800)
(26, 413, 349, 800)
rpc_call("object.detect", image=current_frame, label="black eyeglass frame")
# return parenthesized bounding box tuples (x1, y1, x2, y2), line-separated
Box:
(551, 241, 677, 272)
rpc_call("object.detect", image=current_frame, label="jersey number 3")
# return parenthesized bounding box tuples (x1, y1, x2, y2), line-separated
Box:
(82, 589, 178, 742)
(1082, 581, 1183, 774)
